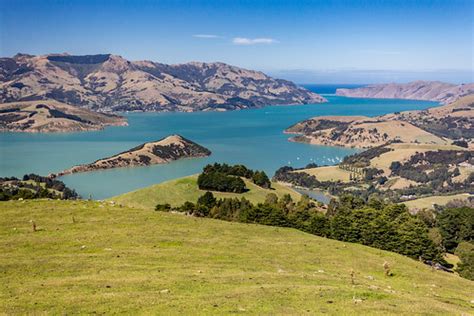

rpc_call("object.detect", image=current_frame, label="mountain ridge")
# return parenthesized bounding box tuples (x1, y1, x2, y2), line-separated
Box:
(0, 53, 326, 112)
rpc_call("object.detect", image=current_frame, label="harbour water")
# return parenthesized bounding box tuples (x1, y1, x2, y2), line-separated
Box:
(0, 85, 439, 199)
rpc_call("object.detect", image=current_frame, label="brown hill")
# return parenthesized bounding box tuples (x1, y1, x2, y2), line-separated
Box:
(53, 135, 211, 177)
(0, 54, 325, 112)
(286, 95, 474, 148)
(0, 99, 127, 133)
(336, 80, 474, 104)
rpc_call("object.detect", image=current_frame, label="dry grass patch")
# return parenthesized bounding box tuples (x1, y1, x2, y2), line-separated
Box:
(370, 143, 465, 173)
(402, 193, 473, 212)
(296, 166, 352, 182)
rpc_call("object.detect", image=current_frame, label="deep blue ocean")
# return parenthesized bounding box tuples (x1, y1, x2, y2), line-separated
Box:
(0, 85, 438, 199)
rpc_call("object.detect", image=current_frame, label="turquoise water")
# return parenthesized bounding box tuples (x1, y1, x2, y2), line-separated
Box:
(0, 92, 438, 199)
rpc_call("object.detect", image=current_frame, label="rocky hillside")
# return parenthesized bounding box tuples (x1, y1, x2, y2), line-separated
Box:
(0, 99, 127, 133)
(286, 95, 474, 148)
(0, 54, 325, 112)
(336, 81, 474, 104)
(53, 135, 211, 176)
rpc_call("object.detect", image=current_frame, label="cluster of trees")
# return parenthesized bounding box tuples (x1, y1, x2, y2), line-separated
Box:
(197, 163, 271, 193)
(0, 186, 58, 201)
(273, 165, 380, 199)
(0, 174, 78, 201)
(389, 150, 473, 195)
(197, 172, 246, 193)
(22, 174, 78, 199)
(342, 145, 392, 167)
(157, 192, 447, 264)
(274, 166, 325, 188)
(417, 203, 473, 280)
(414, 115, 474, 140)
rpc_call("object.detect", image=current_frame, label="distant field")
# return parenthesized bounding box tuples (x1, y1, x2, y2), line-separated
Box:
(1, 200, 473, 314)
(402, 193, 472, 211)
(370, 143, 465, 172)
(453, 166, 473, 183)
(110, 175, 301, 209)
(383, 176, 418, 190)
(296, 166, 352, 182)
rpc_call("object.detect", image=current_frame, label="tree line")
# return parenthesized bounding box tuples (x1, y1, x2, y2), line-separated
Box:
(157, 192, 452, 267)
(0, 174, 78, 201)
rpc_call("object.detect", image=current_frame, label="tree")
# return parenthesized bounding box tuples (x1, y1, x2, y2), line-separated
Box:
(455, 242, 474, 280)
(389, 161, 402, 173)
(252, 171, 271, 189)
(155, 203, 171, 212)
(179, 201, 196, 213)
(197, 191, 217, 209)
(264, 193, 278, 205)
(437, 207, 474, 252)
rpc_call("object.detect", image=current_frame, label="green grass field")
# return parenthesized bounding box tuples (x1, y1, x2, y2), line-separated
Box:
(1, 200, 473, 314)
(402, 193, 473, 211)
(110, 175, 301, 209)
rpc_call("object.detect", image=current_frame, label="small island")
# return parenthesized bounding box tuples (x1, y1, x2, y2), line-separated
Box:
(52, 135, 211, 177)
(0, 100, 127, 133)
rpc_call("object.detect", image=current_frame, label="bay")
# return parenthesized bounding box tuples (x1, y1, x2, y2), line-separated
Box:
(0, 86, 438, 199)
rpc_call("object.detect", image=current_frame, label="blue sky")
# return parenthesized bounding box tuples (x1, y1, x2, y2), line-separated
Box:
(1, 0, 472, 83)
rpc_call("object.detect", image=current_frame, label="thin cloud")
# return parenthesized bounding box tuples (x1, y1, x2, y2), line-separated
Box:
(359, 49, 402, 55)
(193, 34, 221, 39)
(232, 37, 278, 45)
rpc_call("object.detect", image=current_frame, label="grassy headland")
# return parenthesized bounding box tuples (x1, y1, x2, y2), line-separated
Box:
(110, 175, 301, 209)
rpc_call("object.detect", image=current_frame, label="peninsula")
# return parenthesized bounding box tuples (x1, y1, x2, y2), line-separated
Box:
(0, 100, 127, 133)
(52, 135, 211, 177)
(286, 94, 474, 148)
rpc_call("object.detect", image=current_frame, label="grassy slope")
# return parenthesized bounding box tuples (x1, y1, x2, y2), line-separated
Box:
(402, 193, 473, 211)
(1, 200, 473, 314)
(110, 175, 301, 209)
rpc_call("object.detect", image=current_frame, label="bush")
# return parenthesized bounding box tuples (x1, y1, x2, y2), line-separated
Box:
(197, 191, 216, 209)
(252, 171, 271, 189)
(453, 140, 468, 148)
(155, 203, 172, 212)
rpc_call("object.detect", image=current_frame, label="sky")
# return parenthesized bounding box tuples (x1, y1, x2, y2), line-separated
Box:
(0, 0, 472, 83)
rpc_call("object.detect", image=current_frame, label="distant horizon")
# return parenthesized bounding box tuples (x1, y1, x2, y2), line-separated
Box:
(2, 51, 471, 85)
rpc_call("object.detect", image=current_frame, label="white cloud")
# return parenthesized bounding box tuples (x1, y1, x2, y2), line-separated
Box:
(193, 34, 221, 39)
(232, 37, 278, 45)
